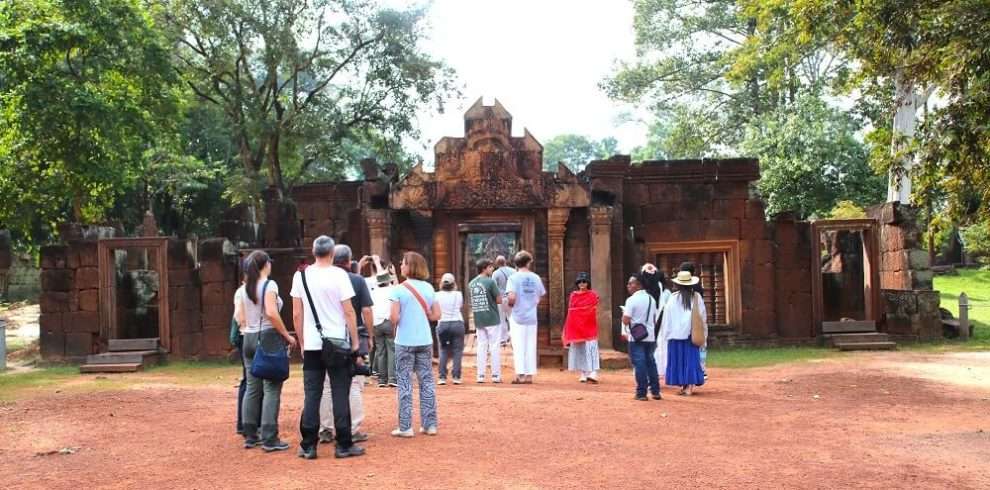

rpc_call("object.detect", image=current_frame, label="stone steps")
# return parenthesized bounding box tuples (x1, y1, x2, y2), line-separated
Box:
(79, 337, 163, 373)
(834, 341, 897, 351)
(823, 332, 891, 347)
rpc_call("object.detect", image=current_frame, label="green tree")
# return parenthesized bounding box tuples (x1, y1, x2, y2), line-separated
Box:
(542, 134, 618, 171)
(0, 0, 180, 240)
(161, 0, 457, 201)
(741, 95, 885, 219)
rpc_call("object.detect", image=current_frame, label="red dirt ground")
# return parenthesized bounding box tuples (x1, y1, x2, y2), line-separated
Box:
(1, 351, 989, 489)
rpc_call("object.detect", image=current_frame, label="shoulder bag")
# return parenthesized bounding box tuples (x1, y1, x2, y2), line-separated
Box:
(249, 280, 291, 382)
(300, 268, 352, 368)
(690, 293, 706, 347)
(629, 295, 653, 342)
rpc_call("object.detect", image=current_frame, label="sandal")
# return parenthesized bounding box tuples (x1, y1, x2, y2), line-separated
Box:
(511, 377, 524, 384)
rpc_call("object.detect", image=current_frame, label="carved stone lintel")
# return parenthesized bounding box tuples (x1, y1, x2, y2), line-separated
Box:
(589, 206, 614, 348)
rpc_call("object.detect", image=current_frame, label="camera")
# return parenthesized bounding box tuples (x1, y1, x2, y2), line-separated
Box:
(352, 357, 372, 377)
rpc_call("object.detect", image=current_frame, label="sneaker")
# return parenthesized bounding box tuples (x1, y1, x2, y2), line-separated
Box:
(318, 429, 335, 444)
(634, 395, 648, 401)
(377, 382, 387, 388)
(579, 376, 587, 383)
(391, 428, 414, 438)
(492, 377, 502, 384)
(420, 426, 438, 436)
(452, 378, 462, 385)
(334, 445, 366, 459)
(243, 437, 262, 449)
(262, 440, 290, 452)
(586, 377, 599, 384)
(476, 377, 486, 384)
(351, 432, 369, 443)
(437, 379, 446, 385)
(651, 393, 662, 400)
(388, 382, 398, 387)
(297, 446, 318, 460)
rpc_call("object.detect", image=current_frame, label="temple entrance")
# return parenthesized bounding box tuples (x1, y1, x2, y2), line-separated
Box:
(810, 220, 880, 336)
(97, 238, 171, 351)
(458, 224, 520, 331)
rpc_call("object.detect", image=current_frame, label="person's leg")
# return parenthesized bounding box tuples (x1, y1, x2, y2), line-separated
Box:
(509, 319, 525, 381)
(260, 378, 284, 446)
(395, 344, 414, 431)
(350, 375, 365, 435)
(629, 342, 648, 398)
(437, 322, 449, 381)
(328, 359, 353, 449)
(475, 325, 489, 381)
(645, 342, 660, 396)
(374, 322, 388, 385)
(385, 330, 397, 385)
(298, 351, 325, 452)
(319, 376, 333, 434)
(451, 322, 465, 381)
(237, 345, 246, 434)
(488, 325, 502, 381)
(240, 334, 262, 442)
(414, 345, 438, 430)
(524, 323, 538, 377)
(499, 304, 511, 344)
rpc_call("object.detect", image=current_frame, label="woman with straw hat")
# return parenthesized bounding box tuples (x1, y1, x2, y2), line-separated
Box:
(562, 272, 601, 383)
(660, 271, 707, 395)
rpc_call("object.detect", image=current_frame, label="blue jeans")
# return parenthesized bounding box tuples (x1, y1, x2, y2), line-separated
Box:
(629, 341, 660, 397)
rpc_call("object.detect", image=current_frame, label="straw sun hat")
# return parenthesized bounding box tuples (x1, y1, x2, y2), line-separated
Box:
(671, 270, 700, 286)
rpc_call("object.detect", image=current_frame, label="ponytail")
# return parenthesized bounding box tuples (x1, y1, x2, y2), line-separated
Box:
(244, 250, 270, 304)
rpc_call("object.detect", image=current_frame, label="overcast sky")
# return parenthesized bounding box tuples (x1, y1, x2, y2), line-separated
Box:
(407, 0, 647, 161)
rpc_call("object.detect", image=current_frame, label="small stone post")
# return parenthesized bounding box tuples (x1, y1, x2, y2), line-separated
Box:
(0, 318, 7, 371)
(958, 292, 970, 341)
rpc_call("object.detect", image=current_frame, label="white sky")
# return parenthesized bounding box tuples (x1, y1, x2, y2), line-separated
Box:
(407, 0, 648, 161)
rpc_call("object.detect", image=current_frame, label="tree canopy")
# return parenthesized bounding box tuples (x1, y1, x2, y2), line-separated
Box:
(542, 134, 618, 171)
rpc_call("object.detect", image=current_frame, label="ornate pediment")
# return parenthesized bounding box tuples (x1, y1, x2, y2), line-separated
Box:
(391, 98, 590, 210)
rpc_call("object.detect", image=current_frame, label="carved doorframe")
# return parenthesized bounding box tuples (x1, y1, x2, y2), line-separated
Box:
(810, 219, 880, 335)
(97, 238, 171, 352)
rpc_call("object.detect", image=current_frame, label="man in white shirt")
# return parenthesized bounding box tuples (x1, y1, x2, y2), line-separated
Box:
(292, 235, 364, 459)
(622, 274, 661, 401)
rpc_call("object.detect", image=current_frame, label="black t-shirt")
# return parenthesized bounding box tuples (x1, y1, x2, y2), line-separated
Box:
(346, 271, 374, 355)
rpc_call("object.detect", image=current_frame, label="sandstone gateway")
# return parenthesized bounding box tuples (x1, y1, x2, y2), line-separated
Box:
(34, 100, 940, 368)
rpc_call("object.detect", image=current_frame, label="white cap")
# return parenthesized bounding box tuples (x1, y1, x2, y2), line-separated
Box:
(440, 273, 456, 286)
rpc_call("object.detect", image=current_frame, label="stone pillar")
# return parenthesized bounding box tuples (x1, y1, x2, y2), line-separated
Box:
(547, 208, 570, 345)
(589, 206, 614, 349)
(432, 213, 448, 287)
(365, 209, 390, 264)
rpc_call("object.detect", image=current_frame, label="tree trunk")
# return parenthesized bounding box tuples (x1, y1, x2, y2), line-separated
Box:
(888, 71, 919, 204)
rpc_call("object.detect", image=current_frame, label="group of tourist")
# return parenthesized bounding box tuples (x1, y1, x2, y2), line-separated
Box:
(229, 235, 709, 459)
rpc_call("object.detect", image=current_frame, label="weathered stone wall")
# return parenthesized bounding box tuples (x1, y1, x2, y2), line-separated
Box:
(869, 202, 941, 340)
(771, 214, 814, 338)
(3, 253, 41, 302)
(39, 241, 101, 361)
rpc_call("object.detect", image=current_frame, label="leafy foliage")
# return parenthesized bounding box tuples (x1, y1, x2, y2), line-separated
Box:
(740, 95, 885, 219)
(0, 0, 181, 242)
(961, 221, 990, 266)
(827, 201, 867, 220)
(542, 134, 618, 171)
(161, 0, 457, 200)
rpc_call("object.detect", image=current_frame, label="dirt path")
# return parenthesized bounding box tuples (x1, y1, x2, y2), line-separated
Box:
(1, 351, 989, 489)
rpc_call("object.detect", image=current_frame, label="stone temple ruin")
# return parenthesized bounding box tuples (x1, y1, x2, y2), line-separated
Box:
(33, 99, 941, 370)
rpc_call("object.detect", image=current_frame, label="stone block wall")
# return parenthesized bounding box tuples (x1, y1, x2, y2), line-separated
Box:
(197, 239, 238, 358)
(39, 241, 101, 361)
(771, 215, 814, 338)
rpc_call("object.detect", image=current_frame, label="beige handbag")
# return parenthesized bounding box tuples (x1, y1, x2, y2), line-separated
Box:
(690, 294, 705, 347)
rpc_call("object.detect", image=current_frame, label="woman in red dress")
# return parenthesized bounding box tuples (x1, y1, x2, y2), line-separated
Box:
(562, 272, 600, 383)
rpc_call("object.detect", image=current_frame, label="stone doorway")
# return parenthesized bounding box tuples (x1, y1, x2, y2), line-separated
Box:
(810, 220, 880, 334)
(457, 223, 521, 331)
(97, 238, 171, 351)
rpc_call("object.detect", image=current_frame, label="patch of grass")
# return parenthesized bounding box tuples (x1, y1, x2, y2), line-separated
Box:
(5, 336, 36, 354)
(934, 268, 990, 350)
(0, 366, 78, 401)
(707, 346, 838, 369)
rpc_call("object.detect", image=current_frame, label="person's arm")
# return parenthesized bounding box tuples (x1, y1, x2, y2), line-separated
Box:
(235, 297, 247, 331)
(362, 306, 374, 350)
(429, 298, 442, 322)
(390, 300, 401, 331)
(293, 297, 304, 348)
(342, 300, 359, 352)
(265, 289, 297, 349)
